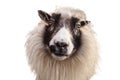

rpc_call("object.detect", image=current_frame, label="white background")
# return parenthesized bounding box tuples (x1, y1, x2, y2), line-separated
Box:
(0, 0, 120, 80)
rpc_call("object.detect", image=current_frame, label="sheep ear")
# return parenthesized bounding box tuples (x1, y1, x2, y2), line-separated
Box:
(38, 10, 54, 24)
(80, 21, 91, 26)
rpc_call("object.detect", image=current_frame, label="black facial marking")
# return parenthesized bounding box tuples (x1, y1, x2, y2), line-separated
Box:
(43, 13, 61, 46)
(70, 17, 91, 53)
(70, 17, 81, 51)
(70, 17, 79, 29)
(43, 25, 52, 46)
(51, 13, 61, 27)
(72, 31, 81, 52)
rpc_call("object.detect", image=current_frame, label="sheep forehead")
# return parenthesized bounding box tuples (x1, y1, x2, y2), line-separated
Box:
(54, 7, 86, 20)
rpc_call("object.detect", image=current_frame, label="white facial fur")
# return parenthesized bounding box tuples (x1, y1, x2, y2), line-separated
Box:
(49, 26, 74, 60)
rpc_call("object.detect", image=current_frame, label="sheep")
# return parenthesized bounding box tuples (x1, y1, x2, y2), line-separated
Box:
(26, 7, 98, 80)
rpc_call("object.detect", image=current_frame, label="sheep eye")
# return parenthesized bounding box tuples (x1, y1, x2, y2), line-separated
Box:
(49, 27, 54, 31)
(75, 23, 81, 28)
(45, 24, 54, 32)
(70, 17, 79, 29)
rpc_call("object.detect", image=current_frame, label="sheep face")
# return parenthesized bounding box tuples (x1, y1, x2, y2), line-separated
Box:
(38, 10, 90, 60)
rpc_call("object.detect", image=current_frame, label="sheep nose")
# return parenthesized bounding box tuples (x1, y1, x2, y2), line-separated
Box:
(56, 42, 68, 47)
(49, 42, 68, 56)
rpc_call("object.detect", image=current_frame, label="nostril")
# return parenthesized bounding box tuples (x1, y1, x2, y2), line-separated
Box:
(49, 44, 67, 56)
(49, 45, 56, 53)
(56, 42, 68, 47)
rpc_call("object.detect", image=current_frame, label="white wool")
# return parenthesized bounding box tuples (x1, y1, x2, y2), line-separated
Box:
(26, 7, 98, 80)
(54, 7, 86, 20)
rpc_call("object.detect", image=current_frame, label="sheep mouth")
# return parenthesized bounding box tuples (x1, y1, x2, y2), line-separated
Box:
(51, 53, 69, 60)
(53, 53, 68, 56)
(49, 45, 68, 56)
